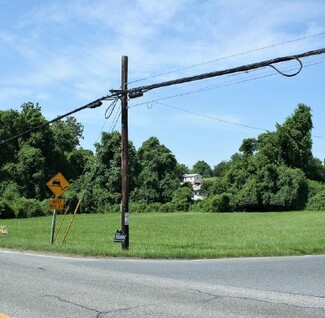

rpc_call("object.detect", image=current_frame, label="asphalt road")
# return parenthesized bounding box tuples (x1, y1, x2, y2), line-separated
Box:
(1, 249, 325, 317)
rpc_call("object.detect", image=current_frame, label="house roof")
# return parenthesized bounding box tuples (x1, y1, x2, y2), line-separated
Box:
(183, 174, 202, 178)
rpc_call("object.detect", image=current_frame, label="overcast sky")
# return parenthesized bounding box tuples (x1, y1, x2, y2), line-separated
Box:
(1, 0, 325, 168)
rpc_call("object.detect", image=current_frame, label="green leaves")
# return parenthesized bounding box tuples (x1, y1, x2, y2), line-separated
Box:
(135, 137, 179, 204)
(0, 102, 87, 201)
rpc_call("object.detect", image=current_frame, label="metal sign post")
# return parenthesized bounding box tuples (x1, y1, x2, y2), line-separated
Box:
(50, 206, 57, 244)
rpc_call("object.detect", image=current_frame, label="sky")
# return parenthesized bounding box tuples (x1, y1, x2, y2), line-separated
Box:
(1, 0, 325, 169)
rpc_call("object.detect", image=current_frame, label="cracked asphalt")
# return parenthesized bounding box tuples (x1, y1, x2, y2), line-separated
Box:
(1, 249, 325, 317)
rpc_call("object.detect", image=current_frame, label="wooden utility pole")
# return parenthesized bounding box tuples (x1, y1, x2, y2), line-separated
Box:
(121, 56, 129, 250)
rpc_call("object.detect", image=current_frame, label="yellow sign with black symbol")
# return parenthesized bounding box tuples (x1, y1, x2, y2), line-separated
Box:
(46, 172, 70, 197)
(49, 198, 65, 211)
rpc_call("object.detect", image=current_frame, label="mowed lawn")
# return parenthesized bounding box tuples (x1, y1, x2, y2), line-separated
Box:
(0, 211, 325, 259)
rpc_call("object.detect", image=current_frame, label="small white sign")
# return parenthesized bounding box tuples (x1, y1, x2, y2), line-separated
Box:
(124, 212, 129, 225)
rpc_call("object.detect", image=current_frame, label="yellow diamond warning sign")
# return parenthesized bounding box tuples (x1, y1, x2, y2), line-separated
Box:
(46, 172, 70, 197)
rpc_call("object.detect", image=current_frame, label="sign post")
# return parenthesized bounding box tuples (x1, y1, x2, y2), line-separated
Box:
(46, 172, 70, 244)
(50, 205, 57, 245)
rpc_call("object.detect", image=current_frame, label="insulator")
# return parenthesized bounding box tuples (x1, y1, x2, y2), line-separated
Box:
(88, 101, 103, 109)
(128, 90, 144, 99)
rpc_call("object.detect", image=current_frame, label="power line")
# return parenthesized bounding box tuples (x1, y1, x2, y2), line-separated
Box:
(155, 101, 267, 131)
(143, 100, 325, 140)
(0, 94, 118, 145)
(128, 57, 325, 109)
(127, 32, 325, 85)
(2, 48, 325, 146)
(121, 48, 325, 97)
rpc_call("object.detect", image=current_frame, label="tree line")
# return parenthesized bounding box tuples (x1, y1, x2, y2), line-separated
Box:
(1, 102, 325, 218)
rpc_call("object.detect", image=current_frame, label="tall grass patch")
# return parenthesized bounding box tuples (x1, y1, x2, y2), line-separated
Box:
(0, 211, 324, 258)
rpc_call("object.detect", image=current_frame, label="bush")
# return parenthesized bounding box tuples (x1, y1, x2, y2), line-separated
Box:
(102, 204, 120, 213)
(211, 193, 233, 212)
(0, 199, 16, 219)
(130, 202, 150, 213)
(234, 177, 260, 211)
(190, 200, 209, 212)
(15, 198, 45, 218)
(306, 190, 325, 211)
(307, 180, 325, 200)
(270, 167, 308, 210)
(40, 199, 53, 216)
(1, 182, 21, 201)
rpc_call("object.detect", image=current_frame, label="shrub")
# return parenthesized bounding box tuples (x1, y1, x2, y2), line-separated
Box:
(211, 193, 233, 212)
(306, 190, 325, 211)
(15, 198, 45, 218)
(130, 202, 151, 213)
(0, 199, 16, 219)
(1, 182, 21, 201)
(307, 180, 325, 200)
(270, 167, 308, 210)
(40, 199, 53, 216)
(234, 177, 260, 211)
(102, 204, 120, 213)
(190, 200, 209, 212)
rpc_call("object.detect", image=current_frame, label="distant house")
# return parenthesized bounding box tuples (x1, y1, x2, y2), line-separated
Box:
(182, 174, 204, 200)
(182, 174, 203, 186)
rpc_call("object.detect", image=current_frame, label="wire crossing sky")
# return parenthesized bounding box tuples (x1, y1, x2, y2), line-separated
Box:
(2, 48, 324, 146)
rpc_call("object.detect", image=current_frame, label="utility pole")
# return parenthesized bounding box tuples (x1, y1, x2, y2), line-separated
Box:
(121, 56, 129, 250)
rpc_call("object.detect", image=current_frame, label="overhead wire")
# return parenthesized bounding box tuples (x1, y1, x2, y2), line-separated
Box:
(129, 56, 325, 110)
(153, 100, 325, 139)
(2, 48, 325, 146)
(154, 101, 267, 131)
(127, 31, 325, 85)
(129, 55, 325, 103)
(124, 48, 325, 96)
(128, 56, 325, 137)
(0, 94, 119, 145)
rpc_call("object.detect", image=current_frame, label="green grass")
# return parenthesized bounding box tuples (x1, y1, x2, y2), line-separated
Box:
(0, 211, 325, 259)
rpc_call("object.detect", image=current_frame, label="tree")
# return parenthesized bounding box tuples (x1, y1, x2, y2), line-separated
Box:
(172, 186, 193, 211)
(276, 104, 313, 172)
(213, 161, 229, 177)
(176, 163, 190, 180)
(51, 117, 84, 153)
(16, 145, 46, 199)
(0, 109, 23, 166)
(0, 103, 86, 203)
(133, 137, 179, 203)
(209, 105, 316, 211)
(192, 160, 213, 177)
(239, 138, 257, 156)
(66, 148, 94, 180)
(82, 131, 139, 207)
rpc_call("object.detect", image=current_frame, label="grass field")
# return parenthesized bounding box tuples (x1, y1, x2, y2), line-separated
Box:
(0, 211, 325, 259)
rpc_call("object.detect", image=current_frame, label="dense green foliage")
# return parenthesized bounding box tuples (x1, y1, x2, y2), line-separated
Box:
(0, 102, 324, 218)
(205, 104, 324, 212)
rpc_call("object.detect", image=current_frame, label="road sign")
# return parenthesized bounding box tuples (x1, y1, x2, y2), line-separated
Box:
(49, 198, 65, 211)
(113, 230, 127, 243)
(46, 172, 70, 197)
